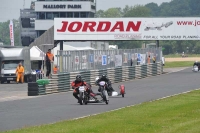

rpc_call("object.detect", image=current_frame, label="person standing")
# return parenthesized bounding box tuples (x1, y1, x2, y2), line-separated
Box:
(46, 49, 54, 78)
(15, 63, 24, 84)
(147, 55, 151, 64)
(152, 56, 156, 63)
(53, 65, 58, 74)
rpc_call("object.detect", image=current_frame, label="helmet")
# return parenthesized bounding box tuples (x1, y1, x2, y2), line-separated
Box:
(76, 75, 82, 82)
(195, 61, 198, 63)
(95, 76, 99, 82)
(101, 74, 107, 79)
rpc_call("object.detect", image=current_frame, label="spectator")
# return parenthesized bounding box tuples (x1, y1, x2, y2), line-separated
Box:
(152, 56, 156, 63)
(147, 55, 151, 64)
(53, 65, 58, 74)
(46, 49, 54, 78)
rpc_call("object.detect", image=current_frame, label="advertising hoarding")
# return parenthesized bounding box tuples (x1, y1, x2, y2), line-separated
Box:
(54, 18, 200, 40)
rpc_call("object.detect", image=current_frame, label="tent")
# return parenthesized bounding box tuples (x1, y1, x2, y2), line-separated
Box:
(30, 46, 45, 61)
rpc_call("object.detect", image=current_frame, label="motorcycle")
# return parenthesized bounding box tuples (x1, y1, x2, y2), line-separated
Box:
(95, 77, 125, 98)
(192, 65, 198, 72)
(106, 84, 125, 98)
(78, 82, 109, 105)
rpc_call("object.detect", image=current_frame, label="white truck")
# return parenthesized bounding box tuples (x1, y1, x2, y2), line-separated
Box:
(0, 46, 31, 84)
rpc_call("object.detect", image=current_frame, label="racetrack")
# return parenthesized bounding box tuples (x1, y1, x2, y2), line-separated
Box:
(0, 83, 29, 102)
(0, 68, 200, 132)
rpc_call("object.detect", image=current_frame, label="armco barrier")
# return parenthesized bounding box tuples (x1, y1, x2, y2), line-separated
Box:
(29, 62, 163, 96)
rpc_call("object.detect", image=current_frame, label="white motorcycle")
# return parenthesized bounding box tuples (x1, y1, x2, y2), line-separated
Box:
(192, 65, 198, 72)
(98, 81, 109, 104)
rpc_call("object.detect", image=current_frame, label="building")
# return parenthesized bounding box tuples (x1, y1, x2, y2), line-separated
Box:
(20, 0, 96, 46)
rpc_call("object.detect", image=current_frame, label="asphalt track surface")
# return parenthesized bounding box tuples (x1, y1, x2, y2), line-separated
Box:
(0, 67, 199, 132)
(0, 83, 28, 102)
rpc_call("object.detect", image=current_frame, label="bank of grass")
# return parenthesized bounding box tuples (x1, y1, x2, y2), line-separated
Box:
(164, 61, 193, 68)
(3, 90, 200, 133)
(164, 54, 200, 58)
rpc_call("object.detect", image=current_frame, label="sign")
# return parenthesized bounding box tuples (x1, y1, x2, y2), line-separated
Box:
(102, 55, 107, 65)
(140, 54, 146, 65)
(9, 20, 14, 46)
(75, 56, 79, 64)
(115, 55, 122, 67)
(107, 56, 111, 64)
(137, 53, 141, 62)
(43, 5, 81, 9)
(68, 5, 81, 9)
(123, 53, 128, 63)
(54, 18, 200, 40)
(43, 5, 66, 9)
(94, 55, 98, 63)
(89, 54, 94, 63)
(82, 55, 87, 69)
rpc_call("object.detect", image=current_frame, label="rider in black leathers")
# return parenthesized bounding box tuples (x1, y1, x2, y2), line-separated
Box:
(95, 74, 115, 93)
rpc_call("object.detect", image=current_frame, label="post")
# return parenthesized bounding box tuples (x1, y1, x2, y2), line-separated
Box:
(156, 40, 159, 48)
(51, 61, 53, 76)
(60, 41, 63, 50)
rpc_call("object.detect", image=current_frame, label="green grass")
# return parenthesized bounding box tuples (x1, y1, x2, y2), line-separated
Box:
(3, 90, 200, 133)
(164, 61, 193, 68)
(164, 54, 200, 58)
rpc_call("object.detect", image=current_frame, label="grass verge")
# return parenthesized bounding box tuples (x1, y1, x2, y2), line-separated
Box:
(3, 90, 200, 133)
(164, 61, 193, 68)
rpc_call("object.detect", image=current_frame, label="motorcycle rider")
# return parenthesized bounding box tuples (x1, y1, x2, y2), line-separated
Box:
(95, 74, 115, 93)
(193, 61, 199, 71)
(71, 75, 98, 102)
(71, 75, 87, 102)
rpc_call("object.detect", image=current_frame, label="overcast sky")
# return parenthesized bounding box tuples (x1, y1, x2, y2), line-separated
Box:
(0, 0, 171, 22)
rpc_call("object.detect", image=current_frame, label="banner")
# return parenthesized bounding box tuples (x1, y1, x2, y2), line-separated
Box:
(89, 54, 94, 63)
(82, 55, 87, 69)
(102, 55, 107, 65)
(123, 53, 128, 63)
(75, 56, 79, 64)
(9, 20, 14, 46)
(140, 54, 146, 65)
(55, 18, 200, 40)
(115, 55, 122, 67)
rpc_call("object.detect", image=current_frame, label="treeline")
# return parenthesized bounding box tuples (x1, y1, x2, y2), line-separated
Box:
(96, 0, 200, 55)
(0, 20, 20, 46)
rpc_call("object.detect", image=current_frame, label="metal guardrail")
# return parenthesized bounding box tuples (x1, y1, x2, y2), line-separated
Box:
(56, 48, 162, 73)
(32, 62, 163, 95)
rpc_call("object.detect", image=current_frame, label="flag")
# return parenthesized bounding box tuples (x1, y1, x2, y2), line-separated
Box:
(9, 20, 14, 46)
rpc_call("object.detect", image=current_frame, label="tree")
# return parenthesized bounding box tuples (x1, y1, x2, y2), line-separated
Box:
(0, 19, 20, 46)
(145, 2, 160, 16)
(103, 8, 122, 18)
(123, 5, 151, 17)
(95, 10, 105, 18)
(189, 0, 200, 16)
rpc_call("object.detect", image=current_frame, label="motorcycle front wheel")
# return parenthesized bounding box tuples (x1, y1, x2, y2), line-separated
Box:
(79, 92, 84, 105)
(102, 90, 109, 104)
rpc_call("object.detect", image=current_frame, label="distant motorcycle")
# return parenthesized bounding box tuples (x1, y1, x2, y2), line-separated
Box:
(192, 65, 198, 72)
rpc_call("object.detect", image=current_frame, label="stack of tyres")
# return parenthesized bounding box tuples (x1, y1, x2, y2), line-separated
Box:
(28, 82, 39, 96)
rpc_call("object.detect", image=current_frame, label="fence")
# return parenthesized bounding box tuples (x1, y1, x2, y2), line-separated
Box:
(55, 47, 162, 73)
(33, 62, 163, 95)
